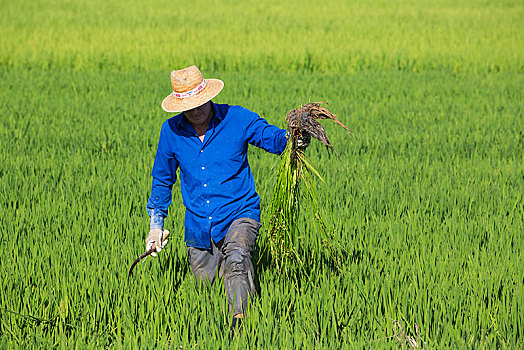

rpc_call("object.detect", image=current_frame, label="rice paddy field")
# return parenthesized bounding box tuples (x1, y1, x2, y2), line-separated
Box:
(1, 0, 523, 348)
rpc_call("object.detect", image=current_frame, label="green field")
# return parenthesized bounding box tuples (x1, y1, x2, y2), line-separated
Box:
(1, 0, 523, 348)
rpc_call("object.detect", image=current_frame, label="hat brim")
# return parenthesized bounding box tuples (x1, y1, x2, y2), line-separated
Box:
(161, 79, 224, 113)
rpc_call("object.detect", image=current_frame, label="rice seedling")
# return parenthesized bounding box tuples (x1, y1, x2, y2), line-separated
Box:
(1, 67, 522, 349)
(1, 0, 521, 73)
(265, 102, 354, 273)
(1, 0, 523, 347)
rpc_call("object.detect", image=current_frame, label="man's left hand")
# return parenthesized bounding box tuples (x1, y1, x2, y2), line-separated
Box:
(296, 132, 311, 150)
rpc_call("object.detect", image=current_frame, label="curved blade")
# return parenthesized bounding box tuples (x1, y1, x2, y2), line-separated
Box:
(127, 230, 171, 279)
(127, 248, 155, 279)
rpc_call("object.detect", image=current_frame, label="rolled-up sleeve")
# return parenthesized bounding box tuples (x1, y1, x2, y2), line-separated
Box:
(146, 122, 179, 229)
(244, 110, 288, 155)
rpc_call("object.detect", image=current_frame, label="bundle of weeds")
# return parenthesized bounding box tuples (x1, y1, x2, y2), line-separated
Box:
(265, 102, 354, 274)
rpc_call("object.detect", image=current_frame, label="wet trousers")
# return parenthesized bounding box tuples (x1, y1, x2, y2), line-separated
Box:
(186, 217, 260, 316)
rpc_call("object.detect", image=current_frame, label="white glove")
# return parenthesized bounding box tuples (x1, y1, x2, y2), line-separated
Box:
(145, 229, 169, 257)
(296, 132, 311, 150)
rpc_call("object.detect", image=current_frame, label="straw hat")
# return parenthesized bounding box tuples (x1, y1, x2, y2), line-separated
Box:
(161, 65, 224, 113)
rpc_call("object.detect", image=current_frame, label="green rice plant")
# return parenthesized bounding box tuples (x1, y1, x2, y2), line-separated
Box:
(1, 0, 522, 73)
(265, 103, 353, 274)
(1, 68, 523, 347)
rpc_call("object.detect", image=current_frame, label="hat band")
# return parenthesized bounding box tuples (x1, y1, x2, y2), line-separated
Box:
(172, 79, 207, 99)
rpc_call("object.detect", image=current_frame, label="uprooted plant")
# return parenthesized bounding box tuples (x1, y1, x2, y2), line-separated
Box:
(265, 102, 354, 274)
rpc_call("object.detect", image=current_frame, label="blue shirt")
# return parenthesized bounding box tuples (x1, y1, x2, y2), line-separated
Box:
(147, 102, 288, 249)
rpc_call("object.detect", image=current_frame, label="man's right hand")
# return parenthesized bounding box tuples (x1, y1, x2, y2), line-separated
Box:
(146, 229, 169, 257)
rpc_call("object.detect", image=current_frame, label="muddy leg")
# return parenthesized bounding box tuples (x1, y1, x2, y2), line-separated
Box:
(221, 217, 260, 316)
(187, 239, 223, 288)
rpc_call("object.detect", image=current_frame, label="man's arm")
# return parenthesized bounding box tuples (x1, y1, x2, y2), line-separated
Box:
(147, 177, 174, 229)
(147, 122, 179, 224)
(145, 122, 179, 254)
(243, 110, 288, 155)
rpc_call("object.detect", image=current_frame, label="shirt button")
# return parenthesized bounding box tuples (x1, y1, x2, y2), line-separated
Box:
(204, 184, 207, 187)
(206, 200, 210, 204)
(201, 166, 205, 170)
(200, 150, 203, 153)
(208, 216, 212, 220)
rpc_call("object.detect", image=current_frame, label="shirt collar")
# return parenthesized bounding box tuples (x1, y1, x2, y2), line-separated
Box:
(211, 101, 226, 122)
(176, 101, 224, 130)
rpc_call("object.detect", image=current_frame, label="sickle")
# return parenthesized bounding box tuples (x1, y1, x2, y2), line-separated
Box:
(128, 230, 170, 279)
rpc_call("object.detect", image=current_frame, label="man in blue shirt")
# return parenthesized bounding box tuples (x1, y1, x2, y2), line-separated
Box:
(145, 65, 303, 335)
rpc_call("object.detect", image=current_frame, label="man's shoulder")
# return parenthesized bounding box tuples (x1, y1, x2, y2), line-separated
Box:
(223, 104, 258, 120)
(228, 104, 255, 114)
(164, 112, 184, 133)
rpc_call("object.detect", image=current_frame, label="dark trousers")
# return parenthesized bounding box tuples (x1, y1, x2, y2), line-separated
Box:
(187, 217, 260, 316)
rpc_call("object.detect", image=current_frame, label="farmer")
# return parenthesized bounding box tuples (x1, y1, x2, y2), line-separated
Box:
(145, 65, 308, 335)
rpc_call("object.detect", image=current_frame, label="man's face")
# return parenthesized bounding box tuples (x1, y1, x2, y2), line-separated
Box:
(184, 102, 212, 129)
